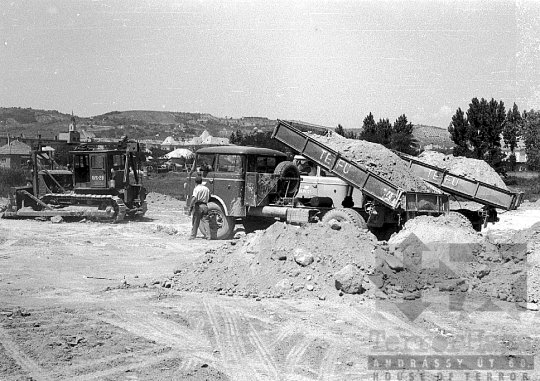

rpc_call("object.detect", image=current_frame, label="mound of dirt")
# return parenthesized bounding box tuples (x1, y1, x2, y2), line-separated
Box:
(166, 213, 540, 309)
(145, 192, 184, 209)
(170, 221, 386, 300)
(389, 215, 540, 305)
(478, 222, 540, 304)
(418, 151, 507, 189)
(308, 133, 434, 192)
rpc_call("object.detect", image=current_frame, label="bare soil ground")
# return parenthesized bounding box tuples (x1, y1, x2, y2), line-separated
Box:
(1, 194, 540, 380)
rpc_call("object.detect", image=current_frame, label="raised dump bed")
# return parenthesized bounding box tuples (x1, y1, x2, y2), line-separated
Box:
(397, 152, 524, 211)
(272, 120, 449, 229)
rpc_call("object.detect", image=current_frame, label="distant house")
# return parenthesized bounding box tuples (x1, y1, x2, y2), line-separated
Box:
(161, 136, 180, 150)
(502, 139, 528, 171)
(202, 136, 229, 145)
(411, 125, 454, 152)
(239, 116, 270, 127)
(0, 140, 31, 169)
(79, 130, 96, 143)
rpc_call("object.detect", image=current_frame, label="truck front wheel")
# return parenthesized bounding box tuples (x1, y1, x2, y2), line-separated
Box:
(321, 208, 367, 230)
(207, 201, 235, 240)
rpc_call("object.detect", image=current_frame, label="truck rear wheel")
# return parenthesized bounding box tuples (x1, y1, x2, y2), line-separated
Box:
(274, 161, 300, 197)
(207, 201, 235, 240)
(447, 211, 473, 229)
(321, 208, 367, 230)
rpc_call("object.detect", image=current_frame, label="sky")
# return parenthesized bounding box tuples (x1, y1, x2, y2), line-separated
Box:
(1, 0, 539, 129)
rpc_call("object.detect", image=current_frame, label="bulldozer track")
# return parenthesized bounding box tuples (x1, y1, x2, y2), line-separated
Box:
(39, 193, 128, 222)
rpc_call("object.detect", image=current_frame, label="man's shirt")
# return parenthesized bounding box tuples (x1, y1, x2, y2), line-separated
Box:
(192, 184, 210, 204)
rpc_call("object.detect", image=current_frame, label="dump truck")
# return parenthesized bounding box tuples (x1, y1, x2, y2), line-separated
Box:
(271, 120, 449, 237)
(184, 122, 448, 239)
(396, 151, 524, 230)
(2, 138, 147, 222)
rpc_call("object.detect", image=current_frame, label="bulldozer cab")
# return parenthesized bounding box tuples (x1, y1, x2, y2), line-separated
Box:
(72, 149, 138, 191)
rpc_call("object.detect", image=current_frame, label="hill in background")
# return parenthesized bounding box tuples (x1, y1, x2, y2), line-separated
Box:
(0, 107, 450, 149)
(0, 107, 277, 141)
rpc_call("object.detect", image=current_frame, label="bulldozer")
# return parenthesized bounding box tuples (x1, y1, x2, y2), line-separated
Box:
(2, 137, 147, 222)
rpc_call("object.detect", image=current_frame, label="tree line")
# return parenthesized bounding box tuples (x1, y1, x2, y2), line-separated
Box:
(335, 113, 417, 155)
(449, 98, 540, 171)
(228, 98, 540, 172)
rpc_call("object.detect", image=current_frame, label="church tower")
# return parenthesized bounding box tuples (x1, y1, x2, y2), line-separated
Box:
(67, 111, 80, 144)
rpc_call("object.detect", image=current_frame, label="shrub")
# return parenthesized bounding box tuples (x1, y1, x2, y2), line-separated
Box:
(0, 167, 27, 197)
(504, 175, 540, 202)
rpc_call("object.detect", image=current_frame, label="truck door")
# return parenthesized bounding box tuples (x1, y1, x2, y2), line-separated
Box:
(195, 153, 216, 193)
(186, 153, 216, 198)
(213, 154, 245, 216)
(294, 157, 319, 199)
(90, 154, 107, 188)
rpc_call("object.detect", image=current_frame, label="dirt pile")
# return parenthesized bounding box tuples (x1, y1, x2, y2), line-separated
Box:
(478, 222, 540, 304)
(145, 192, 184, 209)
(389, 216, 540, 306)
(169, 221, 388, 300)
(167, 213, 540, 308)
(308, 132, 434, 192)
(418, 151, 507, 189)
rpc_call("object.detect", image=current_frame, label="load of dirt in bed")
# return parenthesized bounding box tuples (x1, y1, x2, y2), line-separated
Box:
(308, 132, 435, 193)
(418, 151, 507, 189)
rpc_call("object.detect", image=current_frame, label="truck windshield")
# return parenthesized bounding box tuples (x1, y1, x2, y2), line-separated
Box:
(216, 154, 244, 173)
(194, 154, 215, 173)
(247, 156, 284, 173)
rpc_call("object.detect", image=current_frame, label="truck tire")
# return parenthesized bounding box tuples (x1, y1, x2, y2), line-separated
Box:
(321, 208, 367, 230)
(207, 201, 235, 240)
(274, 161, 300, 197)
(447, 211, 473, 229)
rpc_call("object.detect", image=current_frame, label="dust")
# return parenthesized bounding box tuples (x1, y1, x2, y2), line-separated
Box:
(307, 132, 434, 192)
(418, 151, 507, 189)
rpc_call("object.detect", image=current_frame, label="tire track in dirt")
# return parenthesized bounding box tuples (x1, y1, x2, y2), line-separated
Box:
(284, 335, 312, 374)
(245, 320, 280, 379)
(97, 309, 211, 351)
(67, 350, 180, 381)
(317, 344, 338, 381)
(58, 347, 168, 376)
(269, 321, 298, 348)
(0, 325, 48, 381)
(204, 300, 271, 381)
(76, 308, 218, 380)
(218, 306, 263, 380)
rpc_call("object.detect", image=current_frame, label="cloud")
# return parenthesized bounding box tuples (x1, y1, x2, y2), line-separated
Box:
(438, 105, 453, 117)
(431, 105, 454, 122)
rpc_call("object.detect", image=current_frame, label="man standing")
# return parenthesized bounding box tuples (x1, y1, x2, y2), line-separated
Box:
(188, 176, 211, 240)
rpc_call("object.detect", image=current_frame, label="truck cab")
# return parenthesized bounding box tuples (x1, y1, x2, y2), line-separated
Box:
(293, 155, 364, 208)
(185, 146, 301, 239)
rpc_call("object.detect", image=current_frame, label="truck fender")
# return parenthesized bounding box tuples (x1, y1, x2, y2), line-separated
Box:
(209, 195, 229, 216)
